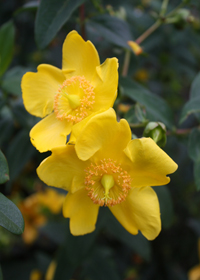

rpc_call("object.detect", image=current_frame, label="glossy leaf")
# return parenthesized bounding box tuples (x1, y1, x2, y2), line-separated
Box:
(87, 14, 133, 49)
(0, 193, 24, 234)
(120, 77, 174, 129)
(35, 0, 85, 49)
(0, 150, 9, 184)
(188, 128, 200, 162)
(0, 21, 15, 76)
(2, 67, 29, 96)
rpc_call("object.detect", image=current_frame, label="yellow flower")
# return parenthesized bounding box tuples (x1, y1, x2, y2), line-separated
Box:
(21, 31, 118, 152)
(37, 108, 177, 240)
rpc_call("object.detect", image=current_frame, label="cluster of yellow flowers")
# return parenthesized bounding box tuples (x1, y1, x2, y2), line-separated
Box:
(21, 31, 178, 240)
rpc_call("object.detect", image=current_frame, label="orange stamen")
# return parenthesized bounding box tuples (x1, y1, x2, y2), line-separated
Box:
(53, 76, 95, 123)
(84, 158, 131, 207)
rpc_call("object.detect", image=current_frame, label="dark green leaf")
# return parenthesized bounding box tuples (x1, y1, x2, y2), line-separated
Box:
(120, 77, 174, 129)
(35, 0, 85, 49)
(153, 186, 174, 229)
(87, 14, 133, 49)
(0, 117, 14, 146)
(0, 21, 15, 76)
(0, 193, 24, 234)
(81, 247, 120, 280)
(2, 67, 29, 96)
(106, 210, 151, 261)
(188, 128, 200, 162)
(14, 1, 39, 15)
(194, 161, 200, 191)
(6, 130, 35, 182)
(0, 150, 9, 184)
(179, 72, 200, 123)
(54, 216, 104, 280)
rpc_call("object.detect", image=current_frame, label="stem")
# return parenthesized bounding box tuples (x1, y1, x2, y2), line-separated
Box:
(122, 50, 131, 77)
(135, 20, 161, 45)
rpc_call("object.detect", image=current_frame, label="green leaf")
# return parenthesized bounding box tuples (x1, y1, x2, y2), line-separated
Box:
(120, 77, 174, 129)
(188, 128, 200, 162)
(53, 220, 101, 280)
(194, 161, 200, 191)
(2, 67, 29, 96)
(153, 186, 174, 229)
(179, 72, 200, 123)
(0, 193, 24, 234)
(0, 21, 15, 76)
(106, 210, 151, 261)
(0, 150, 9, 184)
(81, 247, 120, 280)
(87, 14, 133, 49)
(35, 0, 85, 49)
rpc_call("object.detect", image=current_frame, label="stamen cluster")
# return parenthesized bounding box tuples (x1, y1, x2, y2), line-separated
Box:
(84, 158, 131, 206)
(54, 76, 95, 123)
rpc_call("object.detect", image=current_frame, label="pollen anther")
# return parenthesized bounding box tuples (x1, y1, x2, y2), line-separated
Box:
(84, 159, 131, 207)
(54, 76, 95, 123)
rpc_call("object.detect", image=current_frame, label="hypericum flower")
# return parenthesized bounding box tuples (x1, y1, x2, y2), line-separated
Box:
(21, 31, 118, 152)
(37, 109, 178, 239)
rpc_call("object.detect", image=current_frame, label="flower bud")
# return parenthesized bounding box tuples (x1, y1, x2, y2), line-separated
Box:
(143, 122, 166, 147)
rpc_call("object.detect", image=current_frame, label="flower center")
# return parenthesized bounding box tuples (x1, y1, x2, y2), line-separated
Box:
(84, 159, 131, 206)
(53, 76, 95, 123)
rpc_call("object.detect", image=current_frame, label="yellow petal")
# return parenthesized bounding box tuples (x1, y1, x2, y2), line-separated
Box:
(22, 64, 65, 118)
(75, 108, 131, 161)
(109, 186, 161, 240)
(30, 113, 72, 152)
(92, 58, 118, 111)
(63, 189, 99, 235)
(62, 30, 100, 81)
(124, 137, 178, 187)
(37, 145, 87, 191)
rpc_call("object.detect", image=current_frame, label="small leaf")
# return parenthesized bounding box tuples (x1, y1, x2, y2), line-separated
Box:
(87, 14, 133, 49)
(120, 77, 174, 129)
(35, 0, 85, 49)
(0, 21, 15, 76)
(0, 193, 24, 234)
(2, 67, 30, 96)
(188, 128, 200, 162)
(0, 150, 9, 184)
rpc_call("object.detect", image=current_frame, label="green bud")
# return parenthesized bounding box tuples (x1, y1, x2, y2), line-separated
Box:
(143, 122, 167, 147)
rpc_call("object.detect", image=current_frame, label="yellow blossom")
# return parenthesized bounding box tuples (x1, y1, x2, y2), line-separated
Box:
(21, 30, 118, 152)
(37, 108, 177, 240)
(128, 41, 143, 55)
